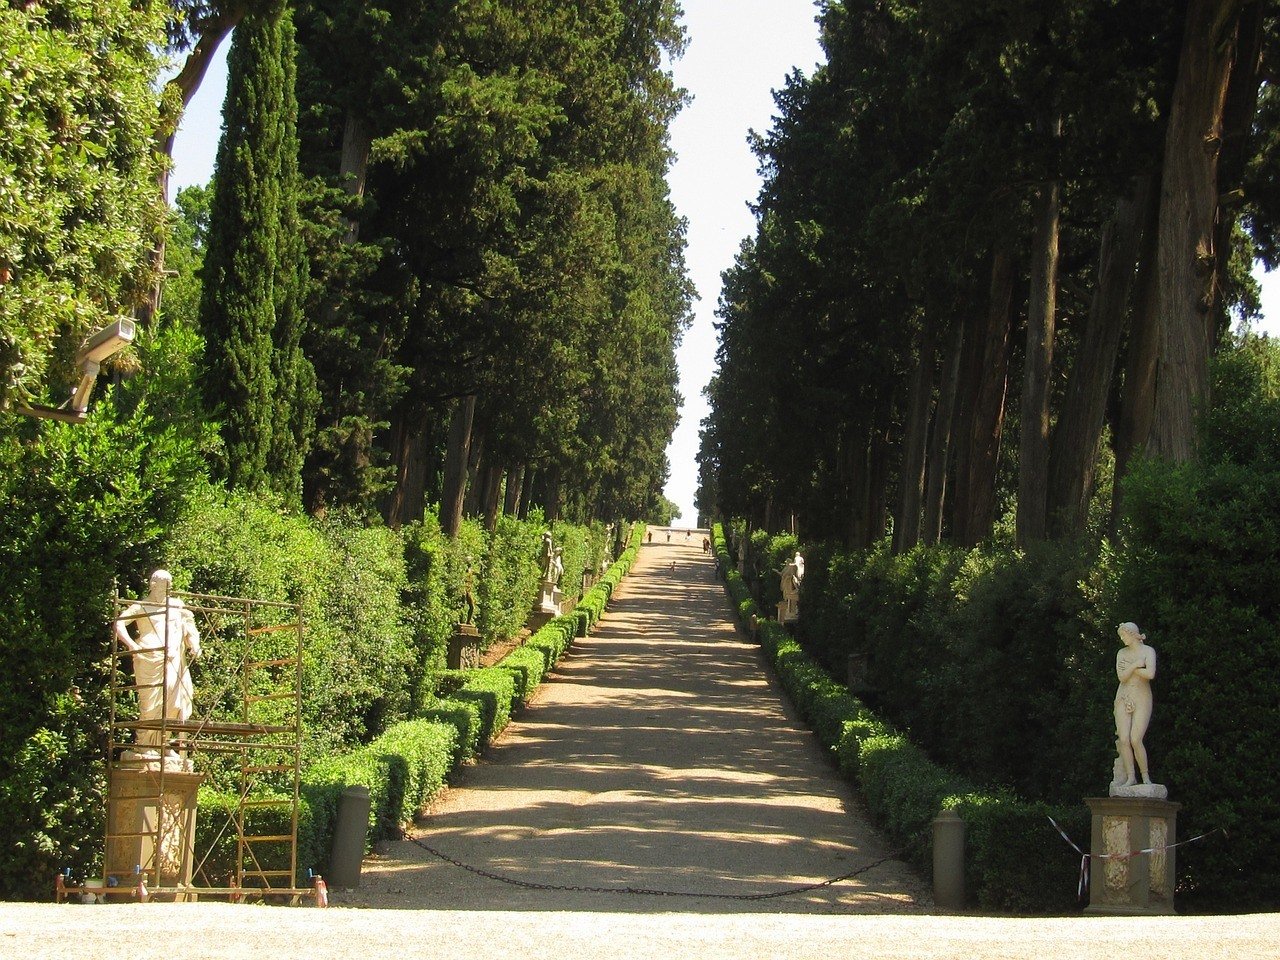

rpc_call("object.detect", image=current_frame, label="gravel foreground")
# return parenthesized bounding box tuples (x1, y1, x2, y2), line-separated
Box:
(3, 903, 1279, 960)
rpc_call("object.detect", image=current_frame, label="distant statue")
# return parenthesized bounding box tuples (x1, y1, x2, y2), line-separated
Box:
(778, 552, 804, 624)
(462, 556, 476, 625)
(538, 531, 554, 581)
(114, 570, 202, 764)
(780, 553, 805, 603)
(1110, 621, 1165, 798)
(549, 547, 564, 587)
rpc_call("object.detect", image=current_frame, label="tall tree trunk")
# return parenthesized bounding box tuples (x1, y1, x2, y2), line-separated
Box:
(867, 399, 893, 545)
(955, 242, 1016, 547)
(338, 110, 372, 244)
(1149, 0, 1239, 462)
(893, 313, 938, 554)
(1211, 0, 1265, 338)
(384, 408, 426, 529)
(845, 420, 871, 548)
(440, 395, 476, 538)
(542, 465, 562, 523)
(482, 464, 503, 532)
(923, 318, 964, 545)
(144, 5, 249, 322)
(1048, 177, 1151, 539)
(463, 435, 486, 517)
(1017, 167, 1061, 547)
(1113, 181, 1164, 530)
(519, 467, 535, 520)
(503, 464, 525, 516)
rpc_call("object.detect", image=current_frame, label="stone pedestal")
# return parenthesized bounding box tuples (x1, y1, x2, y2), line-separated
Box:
(777, 598, 797, 624)
(447, 623, 481, 670)
(538, 584, 562, 616)
(106, 766, 204, 897)
(1084, 796, 1180, 915)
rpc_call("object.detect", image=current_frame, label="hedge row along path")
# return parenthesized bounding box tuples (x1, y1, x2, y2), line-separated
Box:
(348, 526, 928, 914)
(5, 528, 1278, 958)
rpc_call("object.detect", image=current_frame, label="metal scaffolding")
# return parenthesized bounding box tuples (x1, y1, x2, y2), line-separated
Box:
(62, 587, 315, 903)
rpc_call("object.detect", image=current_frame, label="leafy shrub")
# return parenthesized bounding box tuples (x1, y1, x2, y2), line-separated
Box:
(197, 718, 457, 886)
(1107, 336, 1280, 910)
(164, 489, 415, 761)
(433, 669, 517, 751)
(0, 401, 205, 898)
(712, 523, 1088, 913)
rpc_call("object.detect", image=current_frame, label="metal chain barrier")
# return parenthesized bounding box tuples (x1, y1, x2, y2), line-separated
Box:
(409, 835, 903, 902)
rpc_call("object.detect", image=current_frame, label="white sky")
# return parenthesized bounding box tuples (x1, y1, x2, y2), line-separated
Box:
(169, 3, 1278, 529)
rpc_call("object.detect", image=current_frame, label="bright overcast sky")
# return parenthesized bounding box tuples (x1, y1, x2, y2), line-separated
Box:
(170, 2, 1276, 529)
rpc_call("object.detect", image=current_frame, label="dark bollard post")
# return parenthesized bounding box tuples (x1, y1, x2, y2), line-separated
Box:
(328, 785, 371, 889)
(932, 806, 966, 909)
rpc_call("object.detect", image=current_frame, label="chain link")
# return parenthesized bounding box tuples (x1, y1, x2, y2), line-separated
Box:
(409, 836, 902, 902)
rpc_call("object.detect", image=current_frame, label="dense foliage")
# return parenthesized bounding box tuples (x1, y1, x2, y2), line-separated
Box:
(0, 403, 205, 898)
(0, 0, 166, 412)
(200, 0, 316, 497)
(725, 335, 1280, 910)
(293, 0, 691, 523)
(699, 0, 1278, 551)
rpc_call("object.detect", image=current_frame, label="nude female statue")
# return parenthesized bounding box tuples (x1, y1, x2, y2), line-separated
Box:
(1113, 621, 1156, 788)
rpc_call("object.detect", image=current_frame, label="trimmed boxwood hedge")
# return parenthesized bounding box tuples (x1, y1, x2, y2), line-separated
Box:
(712, 523, 1088, 913)
(194, 522, 647, 887)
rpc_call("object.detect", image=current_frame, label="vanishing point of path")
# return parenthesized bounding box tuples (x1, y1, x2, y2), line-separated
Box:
(5, 529, 1279, 958)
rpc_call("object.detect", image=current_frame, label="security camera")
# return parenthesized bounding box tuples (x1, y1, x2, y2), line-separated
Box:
(68, 319, 136, 416)
(17, 319, 136, 423)
(76, 319, 136, 367)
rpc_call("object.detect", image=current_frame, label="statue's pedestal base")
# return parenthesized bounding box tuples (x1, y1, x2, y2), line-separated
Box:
(538, 585, 562, 616)
(106, 766, 204, 899)
(776, 599, 797, 624)
(1110, 781, 1168, 800)
(447, 623, 481, 670)
(1084, 796, 1180, 915)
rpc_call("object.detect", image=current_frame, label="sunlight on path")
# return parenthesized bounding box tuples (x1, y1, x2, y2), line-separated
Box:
(348, 526, 927, 914)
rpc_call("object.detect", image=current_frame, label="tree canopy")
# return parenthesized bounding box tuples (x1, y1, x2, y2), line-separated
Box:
(700, 0, 1277, 549)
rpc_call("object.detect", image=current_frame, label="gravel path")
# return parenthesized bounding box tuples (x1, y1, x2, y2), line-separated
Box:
(5, 527, 1277, 957)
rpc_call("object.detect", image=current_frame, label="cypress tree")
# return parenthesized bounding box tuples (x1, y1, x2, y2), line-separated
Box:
(200, 0, 313, 497)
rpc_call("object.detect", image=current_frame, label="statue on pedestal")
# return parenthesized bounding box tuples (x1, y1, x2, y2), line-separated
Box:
(777, 552, 804, 624)
(537, 532, 563, 615)
(114, 570, 201, 769)
(1109, 621, 1166, 799)
(461, 555, 476, 625)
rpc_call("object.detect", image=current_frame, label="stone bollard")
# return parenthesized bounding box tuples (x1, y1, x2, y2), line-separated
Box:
(932, 806, 966, 909)
(328, 785, 371, 889)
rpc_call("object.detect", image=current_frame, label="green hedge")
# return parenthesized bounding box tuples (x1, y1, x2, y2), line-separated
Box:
(712, 523, 1087, 913)
(195, 717, 458, 886)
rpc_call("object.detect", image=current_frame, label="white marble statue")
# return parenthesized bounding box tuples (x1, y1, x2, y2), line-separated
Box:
(114, 570, 202, 765)
(780, 553, 805, 603)
(777, 552, 805, 624)
(1109, 621, 1166, 799)
(549, 547, 564, 587)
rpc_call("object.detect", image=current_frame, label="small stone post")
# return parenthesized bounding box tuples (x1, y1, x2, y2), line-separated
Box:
(328, 785, 371, 889)
(447, 623, 481, 670)
(932, 806, 966, 909)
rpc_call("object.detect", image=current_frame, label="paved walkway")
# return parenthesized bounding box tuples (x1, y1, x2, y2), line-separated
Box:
(343, 526, 927, 914)
(5, 528, 1279, 957)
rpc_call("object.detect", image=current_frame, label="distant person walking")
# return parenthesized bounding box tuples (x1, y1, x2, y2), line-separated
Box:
(647, 530, 652, 544)
(666, 530, 671, 543)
